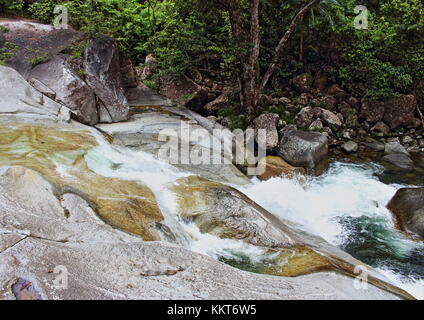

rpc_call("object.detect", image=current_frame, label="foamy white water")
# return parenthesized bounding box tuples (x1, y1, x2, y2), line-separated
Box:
(238, 163, 398, 244)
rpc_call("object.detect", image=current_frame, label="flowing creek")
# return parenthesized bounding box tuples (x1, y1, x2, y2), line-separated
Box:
(84, 128, 424, 300)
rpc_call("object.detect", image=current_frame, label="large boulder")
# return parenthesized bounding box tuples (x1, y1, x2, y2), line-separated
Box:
(371, 121, 391, 136)
(342, 141, 359, 153)
(360, 100, 385, 123)
(387, 188, 424, 240)
(383, 95, 419, 129)
(0, 66, 70, 122)
(29, 55, 99, 125)
(385, 141, 409, 156)
(277, 130, 328, 169)
(253, 113, 280, 150)
(0, 20, 82, 78)
(84, 36, 129, 123)
(382, 153, 415, 170)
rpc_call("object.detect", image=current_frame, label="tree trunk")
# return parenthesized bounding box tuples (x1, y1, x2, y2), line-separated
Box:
(260, 0, 321, 92)
(222, 0, 321, 121)
(227, 0, 260, 121)
(299, 19, 304, 66)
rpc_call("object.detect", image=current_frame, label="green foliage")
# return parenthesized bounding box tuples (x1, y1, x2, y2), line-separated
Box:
(27, 49, 49, 67)
(218, 105, 248, 130)
(0, 42, 19, 66)
(2, 0, 423, 104)
(28, 0, 60, 23)
(0, 0, 25, 14)
(328, 0, 424, 100)
(70, 40, 89, 59)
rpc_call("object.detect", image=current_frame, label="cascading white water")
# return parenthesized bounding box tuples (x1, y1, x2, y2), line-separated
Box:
(238, 162, 424, 299)
(83, 129, 423, 300)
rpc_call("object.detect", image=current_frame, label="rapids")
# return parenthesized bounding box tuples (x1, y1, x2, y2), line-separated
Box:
(84, 128, 424, 299)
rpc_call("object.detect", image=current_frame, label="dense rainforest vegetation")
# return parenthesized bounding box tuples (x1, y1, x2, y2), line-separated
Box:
(1, 0, 423, 120)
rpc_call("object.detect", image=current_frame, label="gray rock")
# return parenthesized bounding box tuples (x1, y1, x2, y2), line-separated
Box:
(277, 130, 328, 169)
(309, 119, 324, 131)
(142, 53, 157, 80)
(382, 153, 415, 170)
(342, 141, 359, 153)
(27, 77, 56, 100)
(0, 66, 70, 122)
(365, 141, 385, 152)
(29, 55, 99, 125)
(402, 136, 415, 145)
(295, 106, 320, 128)
(385, 141, 410, 156)
(321, 96, 337, 110)
(388, 188, 424, 240)
(253, 113, 280, 150)
(371, 122, 391, 136)
(0, 237, 402, 300)
(85, 36, 129, 122)
(321, 108, 342, 127)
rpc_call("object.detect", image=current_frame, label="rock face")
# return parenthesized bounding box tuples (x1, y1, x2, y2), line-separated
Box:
(383, 95, 418, 129)
(258, 156, 305, 181)
(387, 188, 424, 239)
(321, 108, 342, 127)
(0, 66, 70, 122)
(0, 238, 402, 300)
(253, 113, 280, 150)
(0, 20, 82, 78)
(0, 123, 165, 241)
(360, 95, 419, 129)
(278, 130, 328, 169)
(84, 36, 129, 122)
(29, 55, 99, 125)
